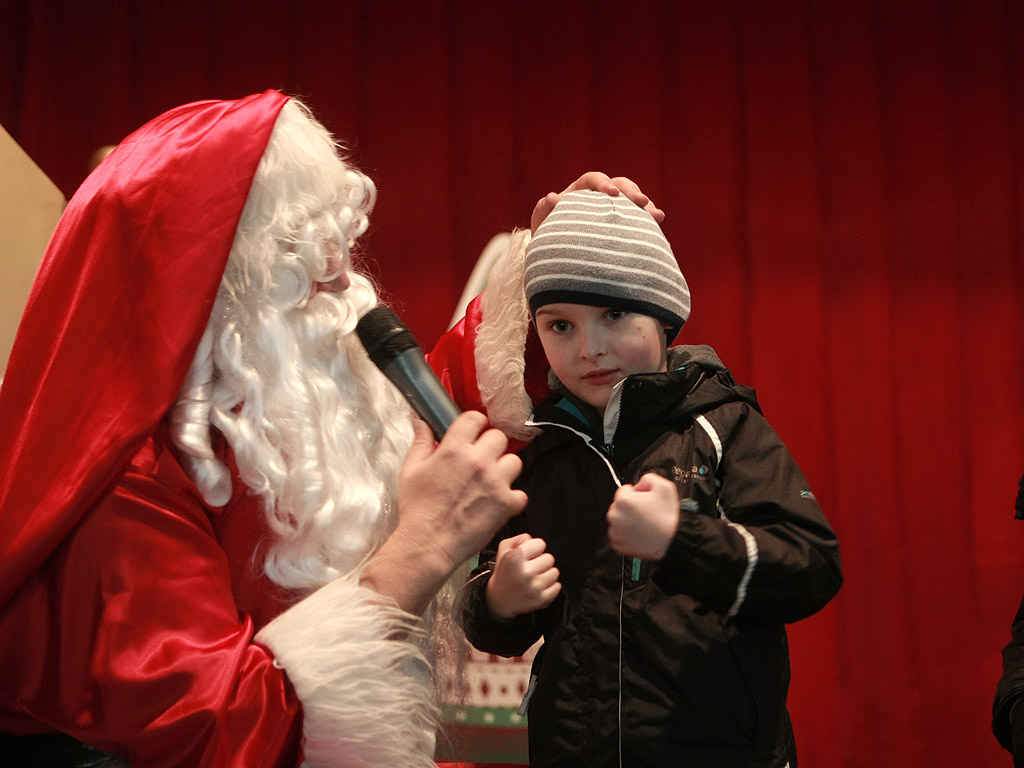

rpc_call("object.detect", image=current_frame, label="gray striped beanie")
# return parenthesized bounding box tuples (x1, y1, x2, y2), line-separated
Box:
(525, 190, 690, 339)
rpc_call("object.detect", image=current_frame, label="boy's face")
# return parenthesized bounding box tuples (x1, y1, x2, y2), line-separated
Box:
(535, 303, 668, 415)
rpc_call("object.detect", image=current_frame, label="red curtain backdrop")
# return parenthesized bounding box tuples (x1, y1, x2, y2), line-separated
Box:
(3, 1, 1023, 765)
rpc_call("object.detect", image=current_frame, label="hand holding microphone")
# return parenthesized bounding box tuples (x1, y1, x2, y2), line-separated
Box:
(355, 306, 527, 613)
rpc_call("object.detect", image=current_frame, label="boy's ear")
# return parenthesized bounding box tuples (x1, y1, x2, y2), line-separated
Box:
(662, 320, 682, 346)
(661, 322, 675, 354)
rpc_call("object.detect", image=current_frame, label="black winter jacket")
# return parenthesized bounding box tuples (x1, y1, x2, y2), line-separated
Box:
(992, 474, 1024, 760)
(993, 593, 1024, 758)
(459, 346, 842, 768)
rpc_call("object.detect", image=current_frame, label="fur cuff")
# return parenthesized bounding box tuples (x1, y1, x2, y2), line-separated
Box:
(255, 576, 437, 767)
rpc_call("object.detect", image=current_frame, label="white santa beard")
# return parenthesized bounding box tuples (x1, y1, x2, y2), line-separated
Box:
(211, 277, 414, 591)
(244, 291, 442, 768)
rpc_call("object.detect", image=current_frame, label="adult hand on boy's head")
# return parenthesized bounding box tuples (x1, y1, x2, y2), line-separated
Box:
(486, 533, 562, 619)
(607, 472, 680, 560)
(530, 172, 665, 233)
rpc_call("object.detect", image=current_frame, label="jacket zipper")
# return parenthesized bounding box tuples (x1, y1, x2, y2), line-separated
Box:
(525, 409, 632, 768)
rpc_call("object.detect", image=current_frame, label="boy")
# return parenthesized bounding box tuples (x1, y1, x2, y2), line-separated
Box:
(457, 190, 842, 768)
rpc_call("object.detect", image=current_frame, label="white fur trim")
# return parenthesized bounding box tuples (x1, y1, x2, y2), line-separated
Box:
(474, 229, 540, 441)
(255, 575, 437, 767)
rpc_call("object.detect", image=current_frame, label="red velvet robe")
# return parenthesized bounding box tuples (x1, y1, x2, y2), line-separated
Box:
(0, 425, 303, 764)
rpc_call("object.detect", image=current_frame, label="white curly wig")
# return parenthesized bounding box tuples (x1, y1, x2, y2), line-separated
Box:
(169, 98, 414, 591)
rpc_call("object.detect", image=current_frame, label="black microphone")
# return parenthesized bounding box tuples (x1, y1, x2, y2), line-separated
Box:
(356, 306, 462, 441)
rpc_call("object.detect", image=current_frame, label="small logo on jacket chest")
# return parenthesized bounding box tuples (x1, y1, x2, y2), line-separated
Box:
(671, 464, 711, 483)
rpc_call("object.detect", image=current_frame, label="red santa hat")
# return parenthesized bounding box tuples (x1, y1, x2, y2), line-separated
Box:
(0, 90, 289, 608)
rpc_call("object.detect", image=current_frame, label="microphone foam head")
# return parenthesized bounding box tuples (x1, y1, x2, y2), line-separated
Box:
(355, 306, 421, 369)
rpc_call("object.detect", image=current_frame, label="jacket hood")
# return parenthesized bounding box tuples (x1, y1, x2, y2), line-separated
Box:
(662, 344, 758, 415)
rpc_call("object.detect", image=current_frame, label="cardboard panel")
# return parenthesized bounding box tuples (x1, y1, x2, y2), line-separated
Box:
(0, 124, 65, 374)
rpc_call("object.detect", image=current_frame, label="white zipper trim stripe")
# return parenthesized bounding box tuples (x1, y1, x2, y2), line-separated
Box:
(694, 413, 756, 616)
(725, 522, 758, 616)
(695, 414, 722, 466)
(602, 381, 625, 445)
(525, 418, 623, 489)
